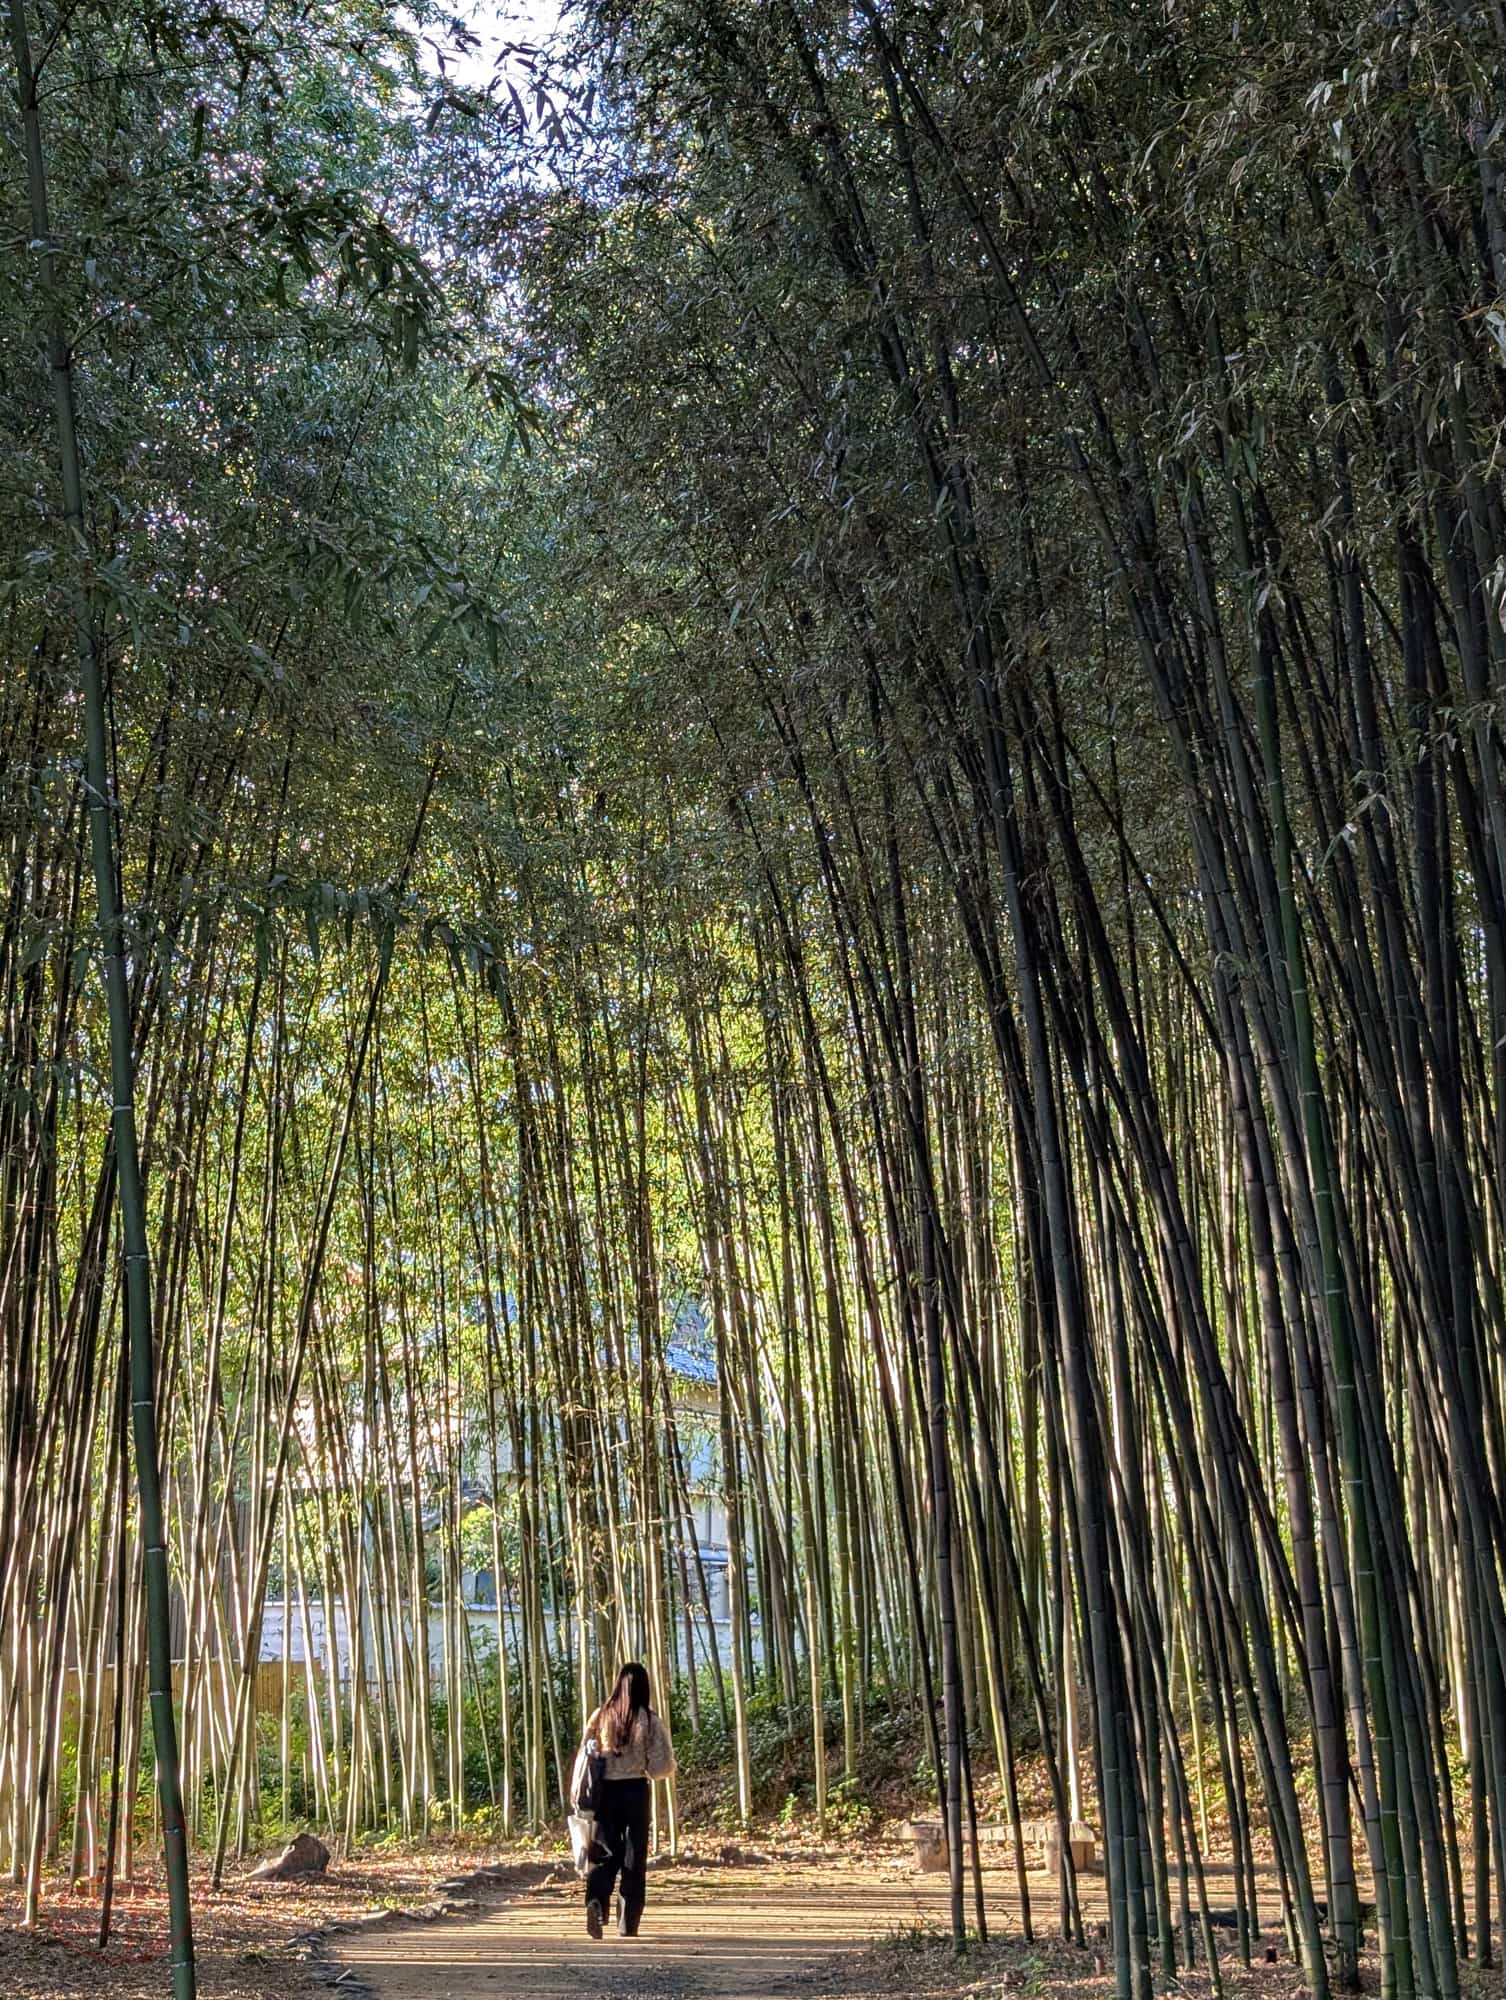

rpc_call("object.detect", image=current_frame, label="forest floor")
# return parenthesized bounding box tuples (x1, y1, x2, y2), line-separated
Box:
(0, 1839, 537, 2000)
(3, 1832, 1498, 2000)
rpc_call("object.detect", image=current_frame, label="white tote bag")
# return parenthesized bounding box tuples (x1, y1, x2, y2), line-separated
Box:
(567, 1810, 598, 1875)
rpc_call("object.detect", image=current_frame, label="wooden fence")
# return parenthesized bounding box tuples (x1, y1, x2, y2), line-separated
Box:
(61, 1659, 293, 1732)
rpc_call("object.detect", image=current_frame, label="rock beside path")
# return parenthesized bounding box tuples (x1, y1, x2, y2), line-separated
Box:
(253, 1833, 332, 1881)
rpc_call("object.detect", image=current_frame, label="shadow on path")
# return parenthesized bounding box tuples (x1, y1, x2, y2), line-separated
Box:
(331, 1854, 956, 2000)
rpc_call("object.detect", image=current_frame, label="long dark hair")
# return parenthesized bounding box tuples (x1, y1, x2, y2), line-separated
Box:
(599, 1661, 652, 1752)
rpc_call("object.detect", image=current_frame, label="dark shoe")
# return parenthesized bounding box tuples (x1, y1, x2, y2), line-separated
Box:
(585, 1899, 604, 1939)
(617, 1907, 639, 1938)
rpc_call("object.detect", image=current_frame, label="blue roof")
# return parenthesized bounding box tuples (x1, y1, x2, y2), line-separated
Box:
(665, 1339, 718, 1386)
(665, 1298, 717, 1384)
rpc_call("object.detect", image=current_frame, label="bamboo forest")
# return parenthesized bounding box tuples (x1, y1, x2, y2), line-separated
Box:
(4, 3, 1506, 1999)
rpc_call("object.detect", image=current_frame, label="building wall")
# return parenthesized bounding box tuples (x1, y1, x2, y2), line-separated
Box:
(258, 1594, 758, 1685)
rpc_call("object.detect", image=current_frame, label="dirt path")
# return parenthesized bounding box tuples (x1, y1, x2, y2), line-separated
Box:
(330, 1849, 989, 2000)
(329, 1843, 1310, 2000)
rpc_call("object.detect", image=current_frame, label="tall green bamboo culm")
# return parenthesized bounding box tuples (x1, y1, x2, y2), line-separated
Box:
(4, 0, 197, 1990)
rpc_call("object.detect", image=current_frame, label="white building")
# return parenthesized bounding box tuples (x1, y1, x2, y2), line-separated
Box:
(257, 1300, 755, 1681)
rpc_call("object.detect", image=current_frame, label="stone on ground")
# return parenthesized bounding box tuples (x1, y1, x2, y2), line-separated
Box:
(252, 1832, 332, 1881)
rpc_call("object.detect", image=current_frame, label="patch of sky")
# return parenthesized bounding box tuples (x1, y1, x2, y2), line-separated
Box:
(409, 0, 566, 95)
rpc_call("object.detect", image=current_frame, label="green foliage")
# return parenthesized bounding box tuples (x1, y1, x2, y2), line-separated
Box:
(673, 1674, 929, 1825)
(822, 1775, 878, 1839)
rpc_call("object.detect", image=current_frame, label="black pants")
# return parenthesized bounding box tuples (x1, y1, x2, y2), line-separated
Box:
(585, 1777, 650, 1934)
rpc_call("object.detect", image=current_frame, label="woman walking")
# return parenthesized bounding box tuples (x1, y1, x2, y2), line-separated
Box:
(572, 1661, 675, 1939)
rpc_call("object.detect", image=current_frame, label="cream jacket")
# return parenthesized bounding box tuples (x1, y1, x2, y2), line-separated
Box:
(573, 1705, 675, 1796)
